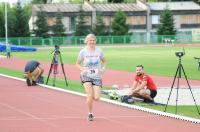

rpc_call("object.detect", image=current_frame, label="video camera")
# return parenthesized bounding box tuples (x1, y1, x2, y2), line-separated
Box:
(175, 52, 184, 57)
(175, 47, 185, 57)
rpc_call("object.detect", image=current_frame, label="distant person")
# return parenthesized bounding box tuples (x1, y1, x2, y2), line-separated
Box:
(52, 45, 60, 74)
(75, 34, 107, 121)
(24, 60, 44, 86)
(128, 65, 157, 103)
(6, 45, 11, 58)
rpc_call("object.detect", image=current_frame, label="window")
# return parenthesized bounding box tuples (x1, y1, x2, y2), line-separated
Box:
(70, 17, 76, 31)
(48, 17, 55, 26)
(180, 15, 199, 24)
(152, 15, 159, 24)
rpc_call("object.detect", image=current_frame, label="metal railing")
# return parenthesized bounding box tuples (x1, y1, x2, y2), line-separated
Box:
(0, 34, 196, 46)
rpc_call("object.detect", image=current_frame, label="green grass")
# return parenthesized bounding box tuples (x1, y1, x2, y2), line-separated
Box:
(138, 103, 200, 119)
(0, 67, 200, 119)
(10, 46, 200, 80)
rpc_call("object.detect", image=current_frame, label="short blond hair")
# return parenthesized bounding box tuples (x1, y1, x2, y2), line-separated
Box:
(84, 34, 96, 44)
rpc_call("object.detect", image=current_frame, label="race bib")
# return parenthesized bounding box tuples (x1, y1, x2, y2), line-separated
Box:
(88, 69, 98, 75)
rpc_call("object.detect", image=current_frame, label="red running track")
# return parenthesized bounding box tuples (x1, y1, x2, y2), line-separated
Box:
(0, 75, 200, 132)
(0, 57, 200, 87)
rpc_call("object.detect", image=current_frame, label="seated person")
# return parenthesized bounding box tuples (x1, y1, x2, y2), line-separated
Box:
(6, 45, 11, 58)
(24, 60, 44, 86)
(51, 45, 60, 74)
(128, 65, 157, 103)
(194, 57, 200, 71)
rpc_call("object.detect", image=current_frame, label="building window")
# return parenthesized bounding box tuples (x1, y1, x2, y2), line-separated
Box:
(180, 15, 199, 24)
(70, 17, 76, 31)
(197, 15, 200, 23)
(48, 17, 55, 26)
(103, 16, 111, 26)
(131, 16, 146, 25)
(152, 15, 159, 24)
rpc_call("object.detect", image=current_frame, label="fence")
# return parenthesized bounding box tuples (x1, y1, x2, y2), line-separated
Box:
(0, 34, 196, 46)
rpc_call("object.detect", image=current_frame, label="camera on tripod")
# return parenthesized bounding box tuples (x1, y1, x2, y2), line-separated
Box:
(175, 52, 184, 57)
(165, 47, 200, 115)
(46, 44, 68, 87)
(175, 47, 185, 57)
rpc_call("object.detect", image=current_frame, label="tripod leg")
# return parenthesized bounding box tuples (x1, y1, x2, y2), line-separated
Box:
(46, 64, 53, 85)
(53, 73, 56, 87)
(61, 64, 68, 86)
(181, 65, 200, 115)
(59, 53, 68, 86)
(164, 65, 179, 112)
(175, 65, 181, 114)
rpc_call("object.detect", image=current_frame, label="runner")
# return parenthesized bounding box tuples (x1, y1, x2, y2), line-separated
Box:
(75, 34, 107, 121)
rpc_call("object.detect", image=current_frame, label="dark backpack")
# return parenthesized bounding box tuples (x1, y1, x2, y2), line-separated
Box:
(37, 76, 44, 84)
(121, 95, 135, 104)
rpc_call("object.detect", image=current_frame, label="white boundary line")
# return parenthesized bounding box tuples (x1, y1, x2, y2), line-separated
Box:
(0, 73, 200, 124)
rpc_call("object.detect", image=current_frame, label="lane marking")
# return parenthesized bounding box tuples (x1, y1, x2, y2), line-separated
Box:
(0, 114, 157, 121)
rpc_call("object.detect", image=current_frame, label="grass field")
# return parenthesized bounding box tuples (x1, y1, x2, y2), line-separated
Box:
(10, 46, 200, 80)
(1, 45, 200, 119)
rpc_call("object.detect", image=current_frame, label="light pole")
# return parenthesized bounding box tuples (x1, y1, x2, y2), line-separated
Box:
(5, 1, 8, 45)
(5, 1, 10, 58)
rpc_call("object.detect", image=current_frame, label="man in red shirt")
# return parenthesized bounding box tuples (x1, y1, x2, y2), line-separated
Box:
(129, 65, 157, 103)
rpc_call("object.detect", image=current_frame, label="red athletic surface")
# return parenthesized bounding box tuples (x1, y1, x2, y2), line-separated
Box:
(0, 57, 200, 87)
(0, 75, 200, 132)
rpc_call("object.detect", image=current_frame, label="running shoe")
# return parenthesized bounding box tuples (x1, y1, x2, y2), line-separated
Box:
(87, 113, 94, 121)
(143, 99, 155, 104)
(32, 81, 37, 86)
(26, 78, 31, 86)
(37, 76, 44, 84)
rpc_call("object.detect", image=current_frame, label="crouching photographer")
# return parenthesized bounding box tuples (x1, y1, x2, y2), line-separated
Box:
(24, 60, 44, 86)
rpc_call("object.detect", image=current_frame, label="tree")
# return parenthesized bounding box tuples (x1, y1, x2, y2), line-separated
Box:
(108, 0, 124, 3)
(33, 6, 49, 37)
(51, 11, 66, 36)
(7, 6, 16, 37)
(0, 3, 15, 38)
(111, 10, 129, 36)
(92, 13, 108, 36)
(0, 6, 5, 37)
(194, 0, 200, 5)
(0, 2, 31, 38)
(31, 0, 48, 4)
(69, 0, 83, 4)
(12, 1, 30, 37)
(157, 7, 176, 35)
(75, 5, 90, 36)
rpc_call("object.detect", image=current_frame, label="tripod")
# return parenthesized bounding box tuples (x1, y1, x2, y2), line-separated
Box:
(164, 54, 200, 115)
(46, 50, 68, 87)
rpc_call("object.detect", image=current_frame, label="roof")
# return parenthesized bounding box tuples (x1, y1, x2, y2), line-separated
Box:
(93, 3, 146, 12)
(32, 3, 93, 13)
(32, 3, 146, 15)
(147, 2, 200, 11)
